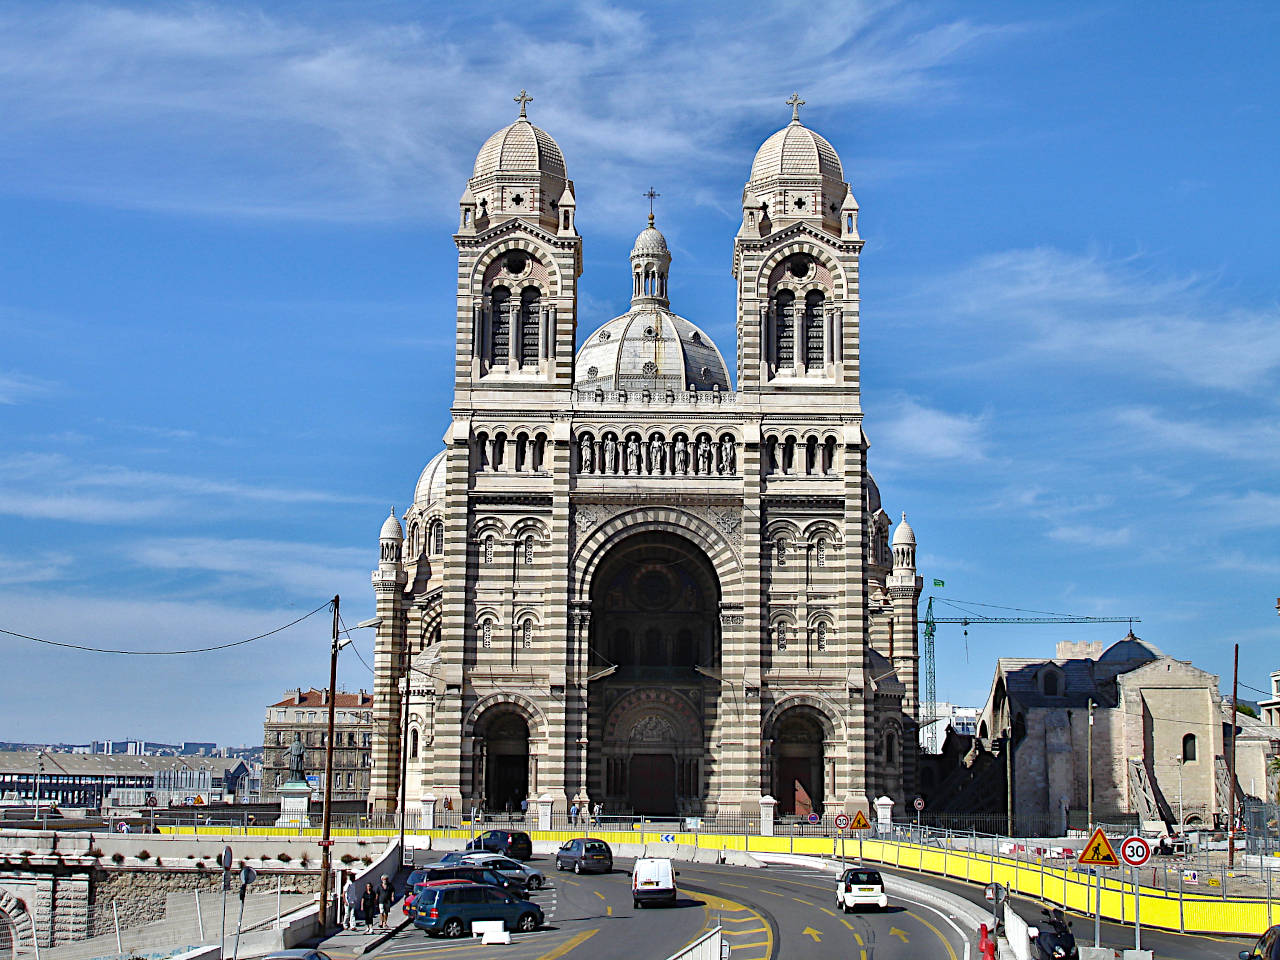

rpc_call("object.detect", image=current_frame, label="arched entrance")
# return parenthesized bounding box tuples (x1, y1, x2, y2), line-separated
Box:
(587, 531, 720, 814)
(474, 709, 529, 813)
(771, 707, 826, 816)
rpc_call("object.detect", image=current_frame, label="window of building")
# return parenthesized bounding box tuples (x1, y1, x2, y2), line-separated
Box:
(776, 538, 787, 566)
(483, 536, 494, 564)
(816, 621, 828, 651)
(775, 291, 795, 368)
(803, 291, 825, 367)
(1182, 733, 1197, 762)
(524, 536, 534, 565)
(776, 622, 788, 651)
(432, 521, 444, 555)
(409, 728, 419, 760)
(1043, 670, 1060, 697)
(816, 539, 826, 567)
(490, 286, 511, 364)
(481, 619, 493, 648)
(519, 287, 540, 363)
(521, 619, 533, 647)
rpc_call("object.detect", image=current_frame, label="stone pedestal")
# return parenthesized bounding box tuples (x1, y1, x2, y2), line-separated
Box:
(758, 795, 777, 837)
(536, 793, 555, 831)
(874, 795, 894, 833)
(420, 795, 437, 830)
(276, 781, 312, 827)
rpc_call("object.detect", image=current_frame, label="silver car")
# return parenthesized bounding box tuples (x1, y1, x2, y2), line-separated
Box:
(461, 852, 546, 890)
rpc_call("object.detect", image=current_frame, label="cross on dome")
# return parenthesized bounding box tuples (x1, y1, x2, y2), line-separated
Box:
(786, 92, 805, 122)
(643, 187, 661, 226)
(513, 89, 533, 119)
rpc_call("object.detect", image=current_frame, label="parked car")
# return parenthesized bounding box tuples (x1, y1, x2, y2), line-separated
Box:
(403, 879, 473, 917)
(1239, 923, 1280, 960)
(411, 865, 529, 897)
(465, 829, 534, 860)
(460, 852, 546, 889)
(555, 838, 614, 874)
(835, 867, 888, 912)
(631, 858, 678, 908)
(410, 883, 543, 938)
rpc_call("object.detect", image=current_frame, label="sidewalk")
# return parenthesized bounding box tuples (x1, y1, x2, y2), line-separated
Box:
(313, 917, 411, 959)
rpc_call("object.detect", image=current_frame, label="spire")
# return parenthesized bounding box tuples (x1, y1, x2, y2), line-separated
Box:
(643, 186, 661, 227)
(513, 88, 533, 120)
(630, 209, 671, 309)
(786, 92, 805, 123)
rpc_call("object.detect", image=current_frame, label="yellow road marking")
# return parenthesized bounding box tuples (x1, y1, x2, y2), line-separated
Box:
(730, 941, 770, 951)
(725, 926, 767, 936)
(889, 926, 910, 942)
(907, 910, 957, 960)
(760, 889, 786, 897)
(592, 890, 605, 901)
(720, 915, 761, 923)
(791, 897, 814, 906)
(693, 890, 773, 960)
(605, 906, 612, 916)
(854, 932, 864, 945)
(561, 879, 581, 886)
(534, 927, 599, 960)
(818, 906, 837, 917)
(802, 926, 822, 942)
(840, 918, 854, 930)
(719, 882, 751, 888)
(860, 950, 867, 960)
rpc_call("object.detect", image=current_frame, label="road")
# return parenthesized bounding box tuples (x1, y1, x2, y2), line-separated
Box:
(362, 857, 971, 960)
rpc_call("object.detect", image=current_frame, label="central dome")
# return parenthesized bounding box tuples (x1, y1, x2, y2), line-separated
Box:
(472, 117, 567, 180)
(749, 119, 843, 184)
(575, 311, 730, 392)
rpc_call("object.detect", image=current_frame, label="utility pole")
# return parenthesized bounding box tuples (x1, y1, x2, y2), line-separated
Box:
(1087, 699, 1095, 833)
(1005, 730, 1013, 835)
(317, 595, 340, 931)
(1228, 642, 1239, 868)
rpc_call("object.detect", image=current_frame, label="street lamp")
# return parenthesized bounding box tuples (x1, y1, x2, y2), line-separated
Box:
(398, 656, 442, 856)
(318, 596, 361, 932)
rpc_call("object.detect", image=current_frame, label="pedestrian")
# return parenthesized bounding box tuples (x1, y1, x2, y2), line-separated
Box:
(520, 797, 528, 819)
(377, 875, 394, 931)
(360, 882, 378, 934)
(593, 801, 602, 823)
(569, 802, 579, 827)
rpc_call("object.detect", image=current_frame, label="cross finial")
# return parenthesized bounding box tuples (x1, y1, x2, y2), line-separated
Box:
(786, 92, 805, 122)
(514, 89, 533, 119)
(643, 187, 661, 226)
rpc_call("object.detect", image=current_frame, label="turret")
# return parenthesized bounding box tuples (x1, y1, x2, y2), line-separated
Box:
(888, 513, 923, 718)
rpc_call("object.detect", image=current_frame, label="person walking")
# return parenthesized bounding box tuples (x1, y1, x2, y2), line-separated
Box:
(377, 875, 394, 931)
(359, 881, 378, 934)
(569, 802, 579, 827)
(520, 797, 529, 820)
(593, 801, 602, 823)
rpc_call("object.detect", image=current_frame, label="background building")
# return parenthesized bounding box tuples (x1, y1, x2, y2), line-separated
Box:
(261, 688, 372, 802)
(0, 752, 250, 808)
(918, 702, 980, 750)
(367, 96, 922, 820)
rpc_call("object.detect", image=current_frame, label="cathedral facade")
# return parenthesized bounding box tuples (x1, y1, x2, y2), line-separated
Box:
(369, 95, 922, 819)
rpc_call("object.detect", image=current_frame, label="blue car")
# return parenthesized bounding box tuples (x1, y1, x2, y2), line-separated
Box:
(411, 883, 543, 938)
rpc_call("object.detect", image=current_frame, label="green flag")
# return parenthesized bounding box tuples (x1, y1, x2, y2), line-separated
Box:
(933, 578, 945, 587)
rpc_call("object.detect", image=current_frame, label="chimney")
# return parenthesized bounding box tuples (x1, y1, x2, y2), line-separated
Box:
(294, 688, 303, 704)
(322, 688, 330, 705)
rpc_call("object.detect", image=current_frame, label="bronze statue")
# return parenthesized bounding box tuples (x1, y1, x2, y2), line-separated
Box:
(287, 732, 307, 782)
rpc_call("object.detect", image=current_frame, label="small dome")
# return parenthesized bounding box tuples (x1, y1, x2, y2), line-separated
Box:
(576, 311, 730, 392)
(473, 118, 566, 180)
(865, 474, 882, 514)
(749, 120, 843, 185)
(892, 512, 916, 546)
(631, 224, 669, 258)
(1099, 631, 1164, 664)
(413, 451, 447, 507)
(380, 508, 403, 541)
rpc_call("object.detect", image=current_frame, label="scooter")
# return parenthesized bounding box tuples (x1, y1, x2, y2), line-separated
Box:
(1029, 908, 1079, 960)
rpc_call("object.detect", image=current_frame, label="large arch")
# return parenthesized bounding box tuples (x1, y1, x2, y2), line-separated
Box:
(765, 698, 841, 817)
(463, 693, 546, 813)
(584, 528, 723, 815)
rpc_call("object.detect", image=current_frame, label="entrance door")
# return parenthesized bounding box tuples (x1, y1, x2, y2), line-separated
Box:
(629, 754, 676, 814)
(777, 758, 816, 816)
(486, 754, 528, 814)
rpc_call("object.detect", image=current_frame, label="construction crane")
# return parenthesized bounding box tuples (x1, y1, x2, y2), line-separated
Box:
(920, 596, 1140, 752)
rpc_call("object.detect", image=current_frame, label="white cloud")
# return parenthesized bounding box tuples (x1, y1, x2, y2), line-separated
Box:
(0, 2, 1007, 223)
(129, 536, 370, 596)
(1048, 524, 1132, 548)
(1209, 491, 1280, 529)
(873, 396, 989, 461)
(0, 371, 57, 404)
(1113, 407, 1280, 463)
(0, 551, 67, 585)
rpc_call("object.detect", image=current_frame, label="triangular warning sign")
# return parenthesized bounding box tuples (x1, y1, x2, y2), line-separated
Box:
(849, 810, 871, 831)
(1076, 827, 1120, 867)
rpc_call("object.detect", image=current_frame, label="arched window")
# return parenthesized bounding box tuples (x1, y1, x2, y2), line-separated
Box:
(521, 620, 533, 648)
(1182, 733, 1197, 762)
(804, 291, 825, 367)
(483, 536, 494, 564)
(409, 522, 421, 557)
(524, 536, 534, 565)
(775, 291, 795, 368)
(431, 521, 444, 556)
(816, 539, 827, 567)
(519, 287, 540, 364)
(489, 286, 511, 365)
(885, 731, 897, 765)
(409, 728, 419, 760)
(481, 619, 493, 648)
(816, 621, 828, 651)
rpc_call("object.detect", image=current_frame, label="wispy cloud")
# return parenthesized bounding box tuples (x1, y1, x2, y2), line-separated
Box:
(129, 536, 370, 596)
(1113, 407, 1280, 463)
(0, 2, 1008, 222)
(1048, 524, 1132, 548)
(0, 371, 57, 404)
(873, 395, 989, 462)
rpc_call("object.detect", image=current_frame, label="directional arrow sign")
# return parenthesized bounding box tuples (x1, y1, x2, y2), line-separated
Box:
(660, 834, 675, 842)
(1077, 827, 1120, 867)
(802, 927, 822, 942)
(890, 927, 910, 942)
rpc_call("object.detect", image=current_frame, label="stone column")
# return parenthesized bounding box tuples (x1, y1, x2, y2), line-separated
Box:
(759, 795, 777, 836)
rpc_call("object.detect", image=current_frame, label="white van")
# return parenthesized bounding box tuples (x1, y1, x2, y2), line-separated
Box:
(631, 857, 678, 908)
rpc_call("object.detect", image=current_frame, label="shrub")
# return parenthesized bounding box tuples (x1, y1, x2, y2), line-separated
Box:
(138, 850, 151, 861)
(361, 855, 372, 866)
(111, 853, 125, 864)
(339, 854, 356, 865)
(88, 847, 105, 858)
(154, 857, 163, 867)
(299, 855, 310, 867)
(277, 852, 292, 863)
(20, 850, 34, 857)
(195, 861, 206, 871)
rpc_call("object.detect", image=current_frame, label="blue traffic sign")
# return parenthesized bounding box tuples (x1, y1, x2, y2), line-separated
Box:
(807, 813, 820, 824)
(660, 833, 675, 842)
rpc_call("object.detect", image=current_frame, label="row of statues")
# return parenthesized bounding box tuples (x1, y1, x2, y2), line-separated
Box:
(579, 433, 736, 476)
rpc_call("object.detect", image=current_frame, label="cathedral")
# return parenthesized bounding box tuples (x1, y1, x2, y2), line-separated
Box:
(369, 93, 922, 819)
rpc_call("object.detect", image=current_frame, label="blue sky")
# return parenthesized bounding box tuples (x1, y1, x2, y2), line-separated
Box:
(1, 1, 1277, 745)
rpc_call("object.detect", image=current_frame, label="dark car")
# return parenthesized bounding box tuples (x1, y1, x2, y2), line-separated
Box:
(465, 829, 534, 860)
(411, 883, 543, 938)
(413, 865, 528, 897)
(1240, 924, 1280, 960)
(555, 838, 613, 874)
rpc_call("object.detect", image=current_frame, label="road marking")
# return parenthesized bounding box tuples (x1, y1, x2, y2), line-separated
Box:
(534, 927, 598, 960)
(860, 950, 867, 960)
(561, 879, 580, 886)
(890, 927, 910, 942)
(760, 889, 786, 897)
(802, 926, 822, 942)
(731, 941, 770, 951)
(730, 927, 768, 936)
(605, 906, 612, 916)
(854, 932, 864, 945)
(905, 910, 957, 960)
(791, 897, 814, 906)
(719, 882, 751, 889)
(819, 906, 837, 917)
(839, 918, 853, 931)
(592, 891, 605, 901)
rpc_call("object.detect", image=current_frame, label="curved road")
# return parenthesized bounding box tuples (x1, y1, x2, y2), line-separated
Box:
(362, 857, 971, 960)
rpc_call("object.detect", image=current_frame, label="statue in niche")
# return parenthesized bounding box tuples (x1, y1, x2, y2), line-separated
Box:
(648, 437, 665, 475)
(579, 436, 594, 473)
(626, 436, 641, 475)
(720, 436, 736, 475)
(603, 435, 618, 474)
(673, 437, 688, 476)
(696, 436, 713, 474)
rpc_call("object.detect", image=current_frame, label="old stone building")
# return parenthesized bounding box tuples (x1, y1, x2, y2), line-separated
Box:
(261, 688, 372, 803)
(368, 94, 922, 819)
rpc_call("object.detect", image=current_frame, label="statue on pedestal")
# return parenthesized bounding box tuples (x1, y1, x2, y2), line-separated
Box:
(287, 732, 307, 783)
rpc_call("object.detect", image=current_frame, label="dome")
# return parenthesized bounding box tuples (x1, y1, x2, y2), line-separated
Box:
(575, 310, 730, 392)
(631, 223, 669, 258)
(865, 474, 882, 514)
(1098, 631, 1164, 664)
(891, 512, 916, 546)
(379, 508, 403, 541)
(473, 117, 566, 181)
(413, 451, 447, 507)
(749, 120, 843, 185)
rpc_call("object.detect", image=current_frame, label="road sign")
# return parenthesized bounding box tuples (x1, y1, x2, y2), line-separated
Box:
(220, 846, 234, 871)
(835, 813, 851, 830)
(807, 812, 820, 824)
(848, 810, 871, 831)
(184, 797, 195, 806)
(1077, 827, 1120, 867)
(659, 834, 675, 842)
(1120, 836, 1151, 867)
(239, 865, 257, 886)
(984, 883, 1006, 903)
(913, 797, 925, 812)
(193, 794, 206, 805)
(145, 794, 158, 808)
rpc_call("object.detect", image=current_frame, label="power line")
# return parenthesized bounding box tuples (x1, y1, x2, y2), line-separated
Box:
(0, 601, 330, 656)
(337, 613, 376, 676)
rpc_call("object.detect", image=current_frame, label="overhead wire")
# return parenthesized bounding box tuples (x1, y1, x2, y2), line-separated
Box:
(337, 612, 376, 676)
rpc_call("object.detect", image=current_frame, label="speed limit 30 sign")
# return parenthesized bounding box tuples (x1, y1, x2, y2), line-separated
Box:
(835, 813, 851, 830)
(1120, 835, 1151, 867)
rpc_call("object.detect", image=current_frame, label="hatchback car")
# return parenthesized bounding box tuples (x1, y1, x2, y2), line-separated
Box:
(836, 867, 888, 911)
(415, 864, 528, 896)
(1240, 924, 1280, 960)
(460, 852, 546, 889)
(410, 883, 543, 938)
(555, 838, 613, 874)
(465, 829, 534, 860)
(403, 879, 474, 917)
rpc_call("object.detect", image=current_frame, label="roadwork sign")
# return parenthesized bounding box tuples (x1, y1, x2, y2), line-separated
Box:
(1077, 828, 1120, 867)
(848, 810, 871, 831)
